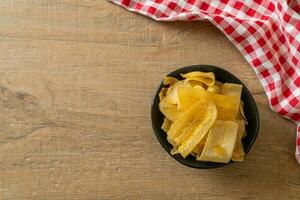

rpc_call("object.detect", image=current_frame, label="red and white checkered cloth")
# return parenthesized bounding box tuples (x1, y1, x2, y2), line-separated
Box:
(110, 0, 300, 162)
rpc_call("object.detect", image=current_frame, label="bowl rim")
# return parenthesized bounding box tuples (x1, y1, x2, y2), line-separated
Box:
(151, 64, 260, 169)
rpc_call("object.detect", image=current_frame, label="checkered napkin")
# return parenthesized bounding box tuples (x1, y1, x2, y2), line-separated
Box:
(110, 0, 300, 162)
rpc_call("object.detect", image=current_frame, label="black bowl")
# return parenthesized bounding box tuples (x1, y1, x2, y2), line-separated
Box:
(151, 65, 259, 168)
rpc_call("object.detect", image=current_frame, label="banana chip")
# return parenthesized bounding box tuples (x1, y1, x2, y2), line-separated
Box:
(238, 101, 248, 123)
(163, 76, 179, 86)
(170, 148, 179, 155)
(198, 120, 238, 163)
(165, 80, 191, 106)
(220, 83, 246, 122)
(181, 71, 215, 86)
(231, 120, 245, 161)
(221, 83, 242, 98)
(178, 101, 217, 158)
(215, 81, 223, 88)
(159, 99, 182, 121)
(189, 80, 204, 88)
(207, 85, 220, 94)
(174, 116, 200, 146)
(159, 87, 168, 101)
(178, 87, 240, 120)
(161, 118, 172, 133)
(167, 100, 210, 145)
(192, 134, 208, 156)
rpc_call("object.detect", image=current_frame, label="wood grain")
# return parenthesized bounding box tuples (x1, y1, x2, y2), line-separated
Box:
(0, 1, 298, 199)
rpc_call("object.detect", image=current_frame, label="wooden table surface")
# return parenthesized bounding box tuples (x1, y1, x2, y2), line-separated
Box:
(0, 1, 298, 199)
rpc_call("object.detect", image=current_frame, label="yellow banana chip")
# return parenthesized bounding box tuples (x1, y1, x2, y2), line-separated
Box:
(165, 80, 191, 106)
(170, 148, 179, 155)
(174, 113, 207, 146)
(220, 83, 246, 118)
(159, 87, 168, 101)
(181, 71, 215, 86)
(207, 85, 220, 94)
(178, 101, 217, 158)
(161, 118, 172, 133)
(220, 83, 246, 122)
(167, 100, 209, 145)
(220, 83, 242, 98)
(193, 85, 203, 90)
(215, 81, 223, 88)
(198, 120, 238, 163)
(192, 134, 208, 156)
(178, 87, 240, 120)
(159, 99, 182, 121)
(163, 76, 179, 86)
(189, 80, 204, 88)
(231, 120, 245, 161)
(238, 101, 248, 124)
